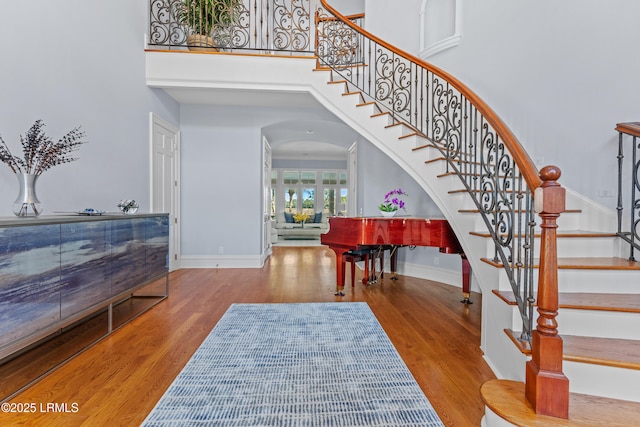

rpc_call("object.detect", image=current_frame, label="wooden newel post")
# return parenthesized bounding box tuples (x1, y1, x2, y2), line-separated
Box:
(525, 165, 570, 418)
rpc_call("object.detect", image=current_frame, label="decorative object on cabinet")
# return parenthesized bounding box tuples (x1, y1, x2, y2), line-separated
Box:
(117, 199, 139, 214)
(0, 120, 87, 217)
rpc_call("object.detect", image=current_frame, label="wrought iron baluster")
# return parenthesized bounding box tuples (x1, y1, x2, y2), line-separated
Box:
(615, 123, 640, 261)
(631, 136, 638, 261)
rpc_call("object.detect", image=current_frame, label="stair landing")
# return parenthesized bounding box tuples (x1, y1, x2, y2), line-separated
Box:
(482, 379, 640, 426)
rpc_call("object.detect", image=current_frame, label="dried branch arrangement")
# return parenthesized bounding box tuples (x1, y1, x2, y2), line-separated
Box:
(0, 120, 87, 176)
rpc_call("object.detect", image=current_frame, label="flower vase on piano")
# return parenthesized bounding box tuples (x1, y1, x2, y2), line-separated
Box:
(378, 188, 407, 217)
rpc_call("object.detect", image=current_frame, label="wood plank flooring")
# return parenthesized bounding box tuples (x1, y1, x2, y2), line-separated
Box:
(0, 245, 495, 426)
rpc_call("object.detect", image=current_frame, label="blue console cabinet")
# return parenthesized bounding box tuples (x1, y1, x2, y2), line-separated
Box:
(0, 214, 169, 361)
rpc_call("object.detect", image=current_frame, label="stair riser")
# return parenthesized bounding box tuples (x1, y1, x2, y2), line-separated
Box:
(352, 104, 393, 127)
(564, 362, 640, 403)
(476, 235, 618, 259)
(558, 309, 640, 340)
(492, 267, 639, 294)
(507, 307, 640, 340)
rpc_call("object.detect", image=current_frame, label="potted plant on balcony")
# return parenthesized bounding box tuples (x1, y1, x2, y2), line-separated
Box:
(177, 0, 240, 50)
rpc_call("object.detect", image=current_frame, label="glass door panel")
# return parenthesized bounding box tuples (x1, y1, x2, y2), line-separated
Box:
(285, 188, 297, 212)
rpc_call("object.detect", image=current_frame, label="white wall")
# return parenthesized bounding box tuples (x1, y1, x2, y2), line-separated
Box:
(0, 1, 180, 216)
(364, 0, 640, 211)
(364, 0, 422, 54)
(329, 0, 365, 16)
(181, 107, 262, 256)
(179, 103, 350, 257)
(357, 139, 440, 218)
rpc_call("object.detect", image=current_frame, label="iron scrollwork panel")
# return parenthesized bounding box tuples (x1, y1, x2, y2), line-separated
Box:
(272, 0, 311, 51)
(150, 0, 188, 46)
(149, 0, 314, 52)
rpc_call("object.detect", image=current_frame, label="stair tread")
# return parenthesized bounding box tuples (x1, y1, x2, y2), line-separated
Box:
(563, 334, 640, 369)
(481, 256, 640, 270)
(556, 257, 640, 269)
(505, 329, 640, 369)
(462, 209, 583, 215)
(481, 379, 640, 426)
(470, 230, 615, 238)
(493, 290, 640, 313)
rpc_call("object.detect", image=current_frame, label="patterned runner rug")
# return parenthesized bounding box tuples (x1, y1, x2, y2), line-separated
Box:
(142, 302, 444, 426)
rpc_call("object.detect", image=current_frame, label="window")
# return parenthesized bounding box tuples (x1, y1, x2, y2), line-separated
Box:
(284, 188, 297, 212)
(274, 168, 348, 217)
(302, 188, 315, 214)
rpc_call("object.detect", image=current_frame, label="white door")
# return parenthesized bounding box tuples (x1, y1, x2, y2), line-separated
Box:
(150, 113, 180, 271)
(348, 142, 357, 216)
(262, 137, 272, 254)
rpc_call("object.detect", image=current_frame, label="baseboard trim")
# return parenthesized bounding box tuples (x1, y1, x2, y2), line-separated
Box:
(180, 255, 264, 269)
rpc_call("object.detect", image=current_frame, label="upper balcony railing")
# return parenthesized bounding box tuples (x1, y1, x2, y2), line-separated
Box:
(148, 0, 362, 55)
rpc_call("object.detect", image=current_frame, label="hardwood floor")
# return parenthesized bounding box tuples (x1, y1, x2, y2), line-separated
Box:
(0, 246, 495, 426)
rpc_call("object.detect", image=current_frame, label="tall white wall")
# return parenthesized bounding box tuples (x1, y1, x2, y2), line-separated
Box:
(0, 1, 180, 216)
(363, 0, 640, 211)
(179, 103, 350, 257)
(329, 0, 364, 16)
(364, 0, 422, 54)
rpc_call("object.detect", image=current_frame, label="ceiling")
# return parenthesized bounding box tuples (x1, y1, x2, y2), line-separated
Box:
(161, 87, 361, 160)
(162, 87, 325, 109)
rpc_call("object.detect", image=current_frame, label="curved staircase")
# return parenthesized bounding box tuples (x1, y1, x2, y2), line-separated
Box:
(311, 67, 640, 424)
(145, 0, 640, 423)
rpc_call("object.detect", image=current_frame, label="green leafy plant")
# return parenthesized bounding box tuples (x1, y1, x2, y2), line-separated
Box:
(177, 0, 240, 36)
(0, 120, 87, 176)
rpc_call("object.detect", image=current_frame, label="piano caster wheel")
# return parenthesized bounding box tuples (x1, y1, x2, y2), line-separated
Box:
(460, 297, 473, 304)
(335, 291, 345, 296)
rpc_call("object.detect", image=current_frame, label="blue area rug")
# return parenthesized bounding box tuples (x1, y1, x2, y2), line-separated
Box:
(142, 302, 444, 426)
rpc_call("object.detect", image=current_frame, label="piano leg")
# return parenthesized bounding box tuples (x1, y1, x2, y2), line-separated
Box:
(366, 249, 376, 285)
(363, 253, 371, 285)
(390, 246, 399, 280)
(333, 250, 346, 296)
(460, 254, 473, 304)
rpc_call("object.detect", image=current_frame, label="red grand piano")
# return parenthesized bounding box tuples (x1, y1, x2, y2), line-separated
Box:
(321, 217, 471, 302)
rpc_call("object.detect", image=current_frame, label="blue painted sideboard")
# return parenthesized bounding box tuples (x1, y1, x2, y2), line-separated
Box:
(0, 214, 169, 361)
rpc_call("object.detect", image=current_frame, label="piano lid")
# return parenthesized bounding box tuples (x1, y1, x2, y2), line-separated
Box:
(321, 216, 462, 253)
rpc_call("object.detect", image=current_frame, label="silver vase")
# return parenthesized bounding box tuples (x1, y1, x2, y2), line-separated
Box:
(13, 173, 43, 217)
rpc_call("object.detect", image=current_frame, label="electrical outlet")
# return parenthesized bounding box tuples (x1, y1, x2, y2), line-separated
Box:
(218, 246, 224, 254)
(433, 257, 439, 266)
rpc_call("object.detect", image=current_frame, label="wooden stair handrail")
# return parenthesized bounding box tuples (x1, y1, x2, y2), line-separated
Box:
(318, 0, 542, 191)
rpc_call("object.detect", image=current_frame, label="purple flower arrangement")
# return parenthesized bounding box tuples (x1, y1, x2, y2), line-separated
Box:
(379, 188, 408, 212)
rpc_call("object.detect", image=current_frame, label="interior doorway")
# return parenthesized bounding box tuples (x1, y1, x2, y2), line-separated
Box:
(150, 113, 180, 271)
